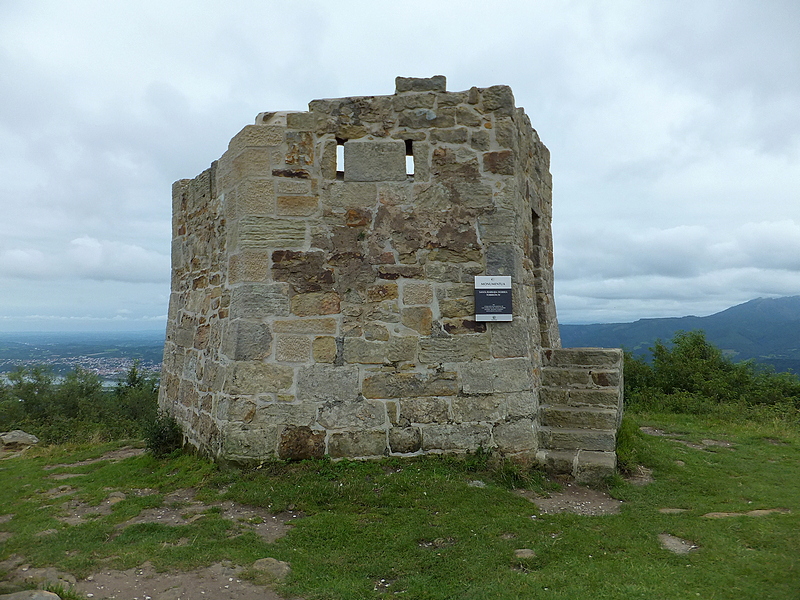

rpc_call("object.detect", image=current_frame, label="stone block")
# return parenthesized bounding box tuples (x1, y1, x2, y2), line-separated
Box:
(291, 292, 341, 316)
(367, 283, 399, 302)
(538, 428, 616, 452)
(251, 402, 317, 426)
(505, 391, 537, 418)
(286, 112, 319, 131)
(481, 85, 515, 112)
(395, 76, 446, 93)
(441, 318, 486, 335)
(412, 142, 431, 181)
(230, 283, 290, 319)
(277, 195, 318, 216)
(229, 362, 294, 394)
(389, 427, 422, 453)
(228, 249, 270, 283)
(402, 282, 433, 305)
(490, 322, 530, 358)
(273, 318, 338, 334)
(296, 364, 360, 404)
(451, 395, 505, 423)
(327, 181, 378, 209)
(538, 387, 568, 405)
(228, 125, 284, 151)
(483, 150, 515, 175)
(364, 323, 390, 341)
(344, 138, 406, 182)
(402, 306, 433, 335)
(544, 348, 623, 368)
(574, 450, 617, 484)
(456, 106, 482, 127)
(343, 337, 417, 364)
(363, 371, 458, 399)
(566, 389, 621, 409)
(430, 128, 469, 144)
(485, 244, 516, 277)
(399, 108, 455, 129)
(224, 319, 272, 361)
(318, 398, 386, 429)
(399, 396, 450, 424)
(276, 179, 312, 195)
(541, 368, 592, 387)
(539, 406, 618, 430)
(377, 265, 424, 280)
(591, 370, 621, 387)
(312, 336, 338, 363)
(421, 424, 491, 451)
(536, 449, 577, 476)
(478, 210, 517, 243)
(220, 424, 280, 463)
(321, 139, 337, 179)
(278, 425, 325, 460)
(461, 358, 533, 394)
(494, 419, 536, 453)
(393, 92, 436, 109)
(275, 334, 311, 362)
(418, 335, 490, 364)
(439, 297, 474, 318)
(328, 430, 388, 458)
(237, 216, 306, 248)
(470, 130, 490, 151)
(234, 179, 275, 216)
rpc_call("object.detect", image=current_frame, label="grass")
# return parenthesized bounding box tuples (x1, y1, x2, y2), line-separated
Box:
(1, 414, 799, 599)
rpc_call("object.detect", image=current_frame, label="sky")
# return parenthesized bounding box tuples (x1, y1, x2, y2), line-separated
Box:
(0, 0, 798, 331)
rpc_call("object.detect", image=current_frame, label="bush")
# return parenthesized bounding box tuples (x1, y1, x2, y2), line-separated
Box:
(625, 330, 800, 418)
(0, 363, 160, 444)
(144, 411, 183, 457)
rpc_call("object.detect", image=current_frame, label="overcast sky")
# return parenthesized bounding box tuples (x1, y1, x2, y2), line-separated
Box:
(0, 0, 798, 331)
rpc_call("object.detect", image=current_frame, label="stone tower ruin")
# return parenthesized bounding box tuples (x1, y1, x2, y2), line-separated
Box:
(159, 76, 623, 481)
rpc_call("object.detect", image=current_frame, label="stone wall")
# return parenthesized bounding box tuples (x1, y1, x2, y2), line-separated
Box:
(160, 76, 622, 477)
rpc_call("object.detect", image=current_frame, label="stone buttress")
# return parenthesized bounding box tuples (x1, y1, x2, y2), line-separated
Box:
(159, 76, 623, 480)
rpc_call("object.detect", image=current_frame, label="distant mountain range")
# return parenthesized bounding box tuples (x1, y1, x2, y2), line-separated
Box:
(560, 296, 800, 374)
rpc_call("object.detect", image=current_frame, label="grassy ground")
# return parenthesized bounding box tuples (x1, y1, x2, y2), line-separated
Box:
(1, 412, 798, 599)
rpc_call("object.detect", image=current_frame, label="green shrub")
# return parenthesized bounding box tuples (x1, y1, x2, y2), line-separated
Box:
(144, 411, 183, 457)
(0, 363, 160, 444)
(624, 330, 800, 420)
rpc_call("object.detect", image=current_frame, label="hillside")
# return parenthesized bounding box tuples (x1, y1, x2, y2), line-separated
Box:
(560, 296, 800, 373)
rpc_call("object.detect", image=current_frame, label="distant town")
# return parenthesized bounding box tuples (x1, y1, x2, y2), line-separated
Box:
(0, 331, 164, 382)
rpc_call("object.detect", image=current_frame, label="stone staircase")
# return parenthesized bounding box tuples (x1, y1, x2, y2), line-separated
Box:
(536, 348, 624, 483)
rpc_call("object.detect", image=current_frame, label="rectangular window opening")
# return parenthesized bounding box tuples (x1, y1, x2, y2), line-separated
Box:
(405, 139, 415, 176)
(336, 138, 346, 178)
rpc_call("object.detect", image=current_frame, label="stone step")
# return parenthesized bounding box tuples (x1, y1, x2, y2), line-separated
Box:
(535, 449, 617, 484)
(538, 427, 616, 452)
(543, 347, 623, 368)
(540, 367, 593, 387)
(540, 386, 621, 409)
(539, 405, 618, 430)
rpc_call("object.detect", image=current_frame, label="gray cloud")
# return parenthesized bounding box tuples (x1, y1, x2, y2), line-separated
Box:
(0, 0, 798, 330)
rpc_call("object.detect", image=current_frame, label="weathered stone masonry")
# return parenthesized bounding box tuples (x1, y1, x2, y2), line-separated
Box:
(159, 76, 623, 480)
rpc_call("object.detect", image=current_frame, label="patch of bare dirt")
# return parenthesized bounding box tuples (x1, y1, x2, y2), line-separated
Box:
(516, 483, 623, 516)
(640, 426, 735, 451)
(116, 488, 301, 543)
(3, 485, 305, 600)
(43, 447, 146, 470)
(73, 560, 297, 600)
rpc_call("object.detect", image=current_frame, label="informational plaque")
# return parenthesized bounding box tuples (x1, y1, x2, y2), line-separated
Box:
(474, 276, 512, 321)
